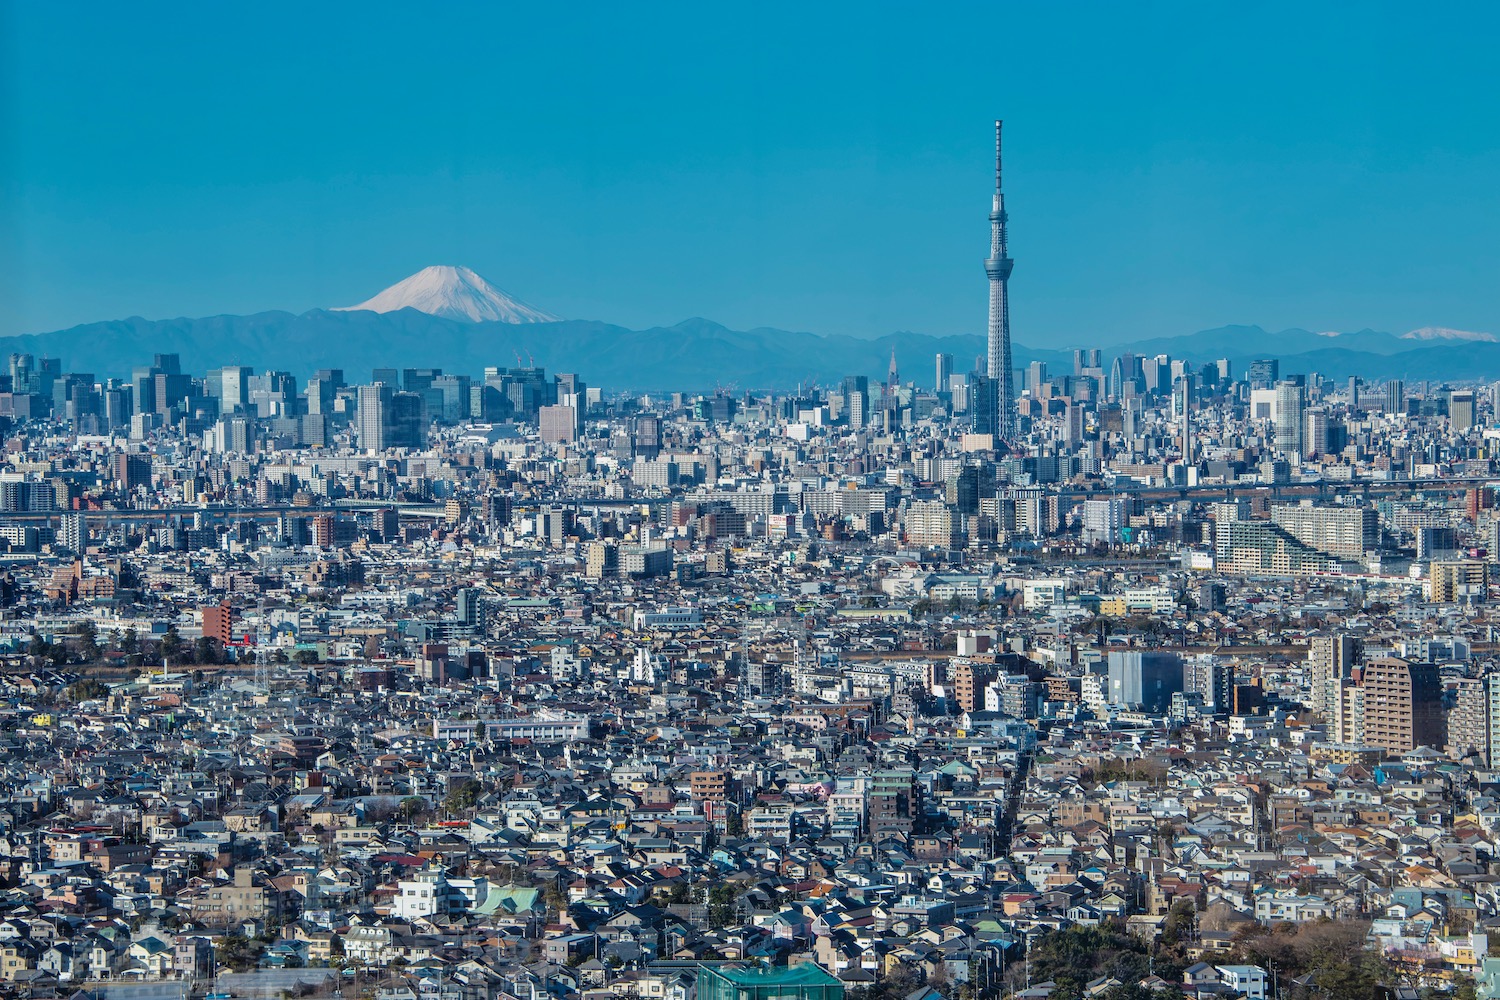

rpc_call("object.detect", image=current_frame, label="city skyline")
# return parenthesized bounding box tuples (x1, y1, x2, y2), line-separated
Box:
(5, 7, 1500, 998)
(5, 3, 1500, 344)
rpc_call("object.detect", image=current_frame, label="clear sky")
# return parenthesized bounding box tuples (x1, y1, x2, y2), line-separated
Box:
(3, 2, 1499, 346)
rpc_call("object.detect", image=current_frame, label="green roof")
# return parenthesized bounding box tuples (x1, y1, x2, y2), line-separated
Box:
(704, 966, 842, 987)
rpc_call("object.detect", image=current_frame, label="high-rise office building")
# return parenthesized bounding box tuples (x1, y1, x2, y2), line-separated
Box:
(935, 353, 953, 395)
(386, 392, 425, 449)
(970, 372, 1000, 437)
(1247, 359, 1279, 390)
(1273, 382, 1305, 456)
(983, 120, 1015, 441)
(356, 383, 390, 452)
(1174, 375, 1193, 463)
(116, 453, 152, 492)
(357, 383, 424, 452)
(455, 588, 485, 628)
(632, 414, 661, 458)
(1386, 379, 1405, 415)
(217, 366, 252, 413)
(1073, 348, 1101, 376)
(1451, 389, 1477, 432)
(1026, 361, 1047, 397)
(539, 404, 579, 444)
(841, 375, 869, 428)
(1060, 401, 1084, 445)
(1302, 407, 1329, 458)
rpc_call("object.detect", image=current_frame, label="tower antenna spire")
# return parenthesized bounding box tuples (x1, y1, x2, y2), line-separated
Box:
(995, 119, 1003, 195)
(984, 119, 1016, 443)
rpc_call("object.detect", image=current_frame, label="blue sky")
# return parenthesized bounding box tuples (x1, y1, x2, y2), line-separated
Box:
(3, 2, 1498, 346)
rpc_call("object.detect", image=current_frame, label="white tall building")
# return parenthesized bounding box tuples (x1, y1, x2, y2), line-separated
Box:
(1303, 407, 1329, 458)
(58, 512, 85, 553)
(1081, 498, 1126, 546)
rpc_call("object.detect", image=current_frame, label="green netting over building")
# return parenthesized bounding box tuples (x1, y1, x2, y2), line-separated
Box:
(696, 965, 845, 1000)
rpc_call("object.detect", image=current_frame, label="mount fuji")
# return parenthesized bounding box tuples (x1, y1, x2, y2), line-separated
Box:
(334, 265, 559, 324)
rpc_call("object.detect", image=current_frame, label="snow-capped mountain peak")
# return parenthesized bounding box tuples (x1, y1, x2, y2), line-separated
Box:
(334, 265, 559, 324)
(1402, 326, 1498, 343)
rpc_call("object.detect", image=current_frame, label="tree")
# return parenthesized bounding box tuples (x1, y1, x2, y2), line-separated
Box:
(1198, 902, 1242, 933)
(74, 621, 101, 662)
(1161, 899, 1195, 948)
(849, 965, 922, 1000)
(1099, 987, 1184, 1000)
(397, 796, 429, 822)
(1228, 918, 1383, 1000)
(65, 678, 110, 703)
(216, 934, 265, 972)
(707, 883, 736, 928)
(443, 778, 483, 815)
(1021, 925, 1151, 993)
(194, 636, 223, 665)
(161, 626, 183, 662)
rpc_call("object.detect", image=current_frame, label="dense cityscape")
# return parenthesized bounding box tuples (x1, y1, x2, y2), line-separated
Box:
(6, 12, 1500, 1000)
(0, 305, 1495, 1000)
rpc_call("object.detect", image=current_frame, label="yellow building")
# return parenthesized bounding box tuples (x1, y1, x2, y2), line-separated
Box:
(1430, 560, 1488, 603)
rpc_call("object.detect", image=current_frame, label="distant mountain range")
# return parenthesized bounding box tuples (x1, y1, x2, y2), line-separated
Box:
(6, 266, 1500, 389)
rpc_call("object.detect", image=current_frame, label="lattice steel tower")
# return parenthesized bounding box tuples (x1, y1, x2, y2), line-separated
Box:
(984, 120, 1016, 442)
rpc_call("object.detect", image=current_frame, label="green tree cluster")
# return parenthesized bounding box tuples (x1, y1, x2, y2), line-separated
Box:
(65, 678, 110, 702)
(443, 778, 484, 814)
(706, 883, 737, 928)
